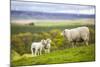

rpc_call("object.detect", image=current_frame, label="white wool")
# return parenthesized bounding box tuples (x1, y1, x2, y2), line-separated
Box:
(31, 40, 46, 56)
(62, 26, 89, 47)
(31, 39, 51, 56)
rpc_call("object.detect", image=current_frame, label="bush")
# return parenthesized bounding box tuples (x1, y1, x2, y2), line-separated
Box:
(40, 32, 51, 39)
(11, 32, 33, 55)
(28, 22, 35, 26)
(32, 33, 43, 41)
(11, 50, 21, 61)
(89, 28, 95, 44)
(11, 27, 95, 56)
(49, 29, 67, 50)
(11, 35, 25, 55)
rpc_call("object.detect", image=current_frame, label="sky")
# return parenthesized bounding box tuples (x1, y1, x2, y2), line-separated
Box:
(11, 1, 95, 15)
(11, 0, 95, 5)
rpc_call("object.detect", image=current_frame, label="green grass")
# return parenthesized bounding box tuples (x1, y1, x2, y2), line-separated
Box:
(11, 44, 95, 66)
(11, 23, 94, 34)
(11, 19, 95, 66)
(11, 19, 95, 34)
(34, 21, 83, 26)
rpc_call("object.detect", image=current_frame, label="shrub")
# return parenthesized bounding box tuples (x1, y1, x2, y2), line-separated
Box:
(11, 27, 95, 56)
(49, 29, 67, 49)
(89, 28, 95, 44)
(11, 50, 21, 61)
(11, 32, 33, 55)
(28, 22, 35, 26)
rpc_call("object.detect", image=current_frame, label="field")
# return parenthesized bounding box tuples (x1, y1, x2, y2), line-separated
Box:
(11, 44, 95, 66)
(11, 19, 95, 66)
(11, 19, 95, 34)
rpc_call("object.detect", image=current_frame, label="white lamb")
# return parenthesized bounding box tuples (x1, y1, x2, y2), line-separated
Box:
(44, 39, 51, 53)
(31, 39, 46, 56)
(31, 39, 51, 56)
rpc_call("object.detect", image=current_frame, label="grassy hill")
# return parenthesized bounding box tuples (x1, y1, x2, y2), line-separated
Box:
(11, 44, 95, 67)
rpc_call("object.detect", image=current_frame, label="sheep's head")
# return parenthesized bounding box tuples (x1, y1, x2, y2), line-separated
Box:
(42, 39, 51, 49)
(41, 39, 51, 49)
(46, 39, 51, 44)
(61, 30, 66, 36)
(61, 29, 69, 37)
(41, 39, 46, 45)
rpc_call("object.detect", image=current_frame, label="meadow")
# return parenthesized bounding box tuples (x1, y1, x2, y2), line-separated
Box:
(11, 19, 95, 67)
(11, 19, 95, 34)
(11, 44, 95, 66)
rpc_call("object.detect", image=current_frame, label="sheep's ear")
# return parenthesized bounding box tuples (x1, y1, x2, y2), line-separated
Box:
(41, 40, 44, 43)
(48, 40, 51, 43)
(47, 39, 51, 43)
(61, 30, 65, 36)
(63, 30, 66, 34)
(63, 30, 68, 37)
(41, 39, 46, 44)
(41, 40, 43, 42)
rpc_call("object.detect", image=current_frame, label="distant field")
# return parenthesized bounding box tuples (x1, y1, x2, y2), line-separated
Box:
(11, 19, 95, 34)
(34, 19, 94, 26)
(11, 44, 95, 66)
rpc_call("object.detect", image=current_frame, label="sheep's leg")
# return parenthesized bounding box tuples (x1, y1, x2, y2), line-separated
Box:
(39, 48, 42, 55)
(47, 49, 50, 53)
(45, 49, 47, 54)
(85, 41, 88, 46)
(37, 50, 39, 56)
(83, 40, 88, 46)
(31, 48, 34, 56)
(72, 42, 75, 48)
(40, 50, 41, 55)
(38, 49, 41, 56)
(74, 42, 77, 47)
(35, 49, 38, 56)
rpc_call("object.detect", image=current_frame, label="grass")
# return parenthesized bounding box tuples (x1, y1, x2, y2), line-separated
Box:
(11, 19, 95, 66)
(11, 44, 95, 66)
(11, 23, 94, 34)
(11, 19, 95, 34)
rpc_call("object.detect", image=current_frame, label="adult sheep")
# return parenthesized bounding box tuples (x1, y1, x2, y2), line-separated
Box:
(31, 39, 46, 56)
(61, 26, 89, 48)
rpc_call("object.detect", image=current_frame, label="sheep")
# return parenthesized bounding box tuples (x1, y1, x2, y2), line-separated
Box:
(44, 39, 51, 53)
(31, 39, 46, 56)
(31, 39, 51, 56)
(61, 26, 89, 48)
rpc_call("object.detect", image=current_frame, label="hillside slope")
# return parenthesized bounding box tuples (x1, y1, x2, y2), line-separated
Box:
(12, 44, 95, 66)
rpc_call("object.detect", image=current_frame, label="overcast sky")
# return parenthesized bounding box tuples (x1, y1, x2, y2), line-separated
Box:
(11, 1, 95, 15)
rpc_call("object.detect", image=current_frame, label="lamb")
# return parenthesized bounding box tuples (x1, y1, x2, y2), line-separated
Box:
(31, 39, 51, 56)
(61, 26, 89, 48)
(31, 39, 46, 56)
(44, 39, 51, 53)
